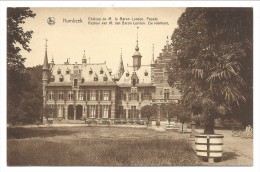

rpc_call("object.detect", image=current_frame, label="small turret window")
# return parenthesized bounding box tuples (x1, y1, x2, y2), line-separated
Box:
(59, 75, 64, 82)
(100, 68, 104, 74)
(66, 68, 70, 74)
(126, 72, 129, 77)
(81, 77, 85, 83)
(144, 70, 148, 76)
(89, 68, 93, 74)
(94, 73, 98, 81)
(50, 75, 55, 82)
(57, 68, 61, 74)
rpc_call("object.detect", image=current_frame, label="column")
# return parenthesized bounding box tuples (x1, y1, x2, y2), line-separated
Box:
(83, 106, 86, 118)
(158, 104, 161, 121)
(64, 106, 68, 120)
(74, 105, 76, 120)
(126, 106, 129, 119)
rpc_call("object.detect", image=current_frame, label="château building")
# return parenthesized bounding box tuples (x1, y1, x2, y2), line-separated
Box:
(42, 36, 181, 122)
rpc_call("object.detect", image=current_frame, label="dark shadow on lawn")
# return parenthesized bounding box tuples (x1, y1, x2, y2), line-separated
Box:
(7, 127, 78, 139)
(222, 151, 240, 161)
(199, 151, 240, 163)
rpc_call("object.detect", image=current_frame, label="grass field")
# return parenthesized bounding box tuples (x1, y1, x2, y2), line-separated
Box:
(7, 126, 202, 166)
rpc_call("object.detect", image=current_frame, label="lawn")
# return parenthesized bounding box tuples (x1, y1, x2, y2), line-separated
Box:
(7, 126, 202, 166)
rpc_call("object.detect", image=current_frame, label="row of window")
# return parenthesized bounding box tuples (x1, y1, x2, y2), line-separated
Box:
(48, 90, 111, 101)
(57, 67, 105, 75)
(87, 105, 111, 118)
(117, 106, 140, 118)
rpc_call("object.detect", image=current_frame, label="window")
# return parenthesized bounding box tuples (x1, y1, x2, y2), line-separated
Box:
(58, 91, 64, 100)
(103, 90, 109, 100)
(68, 91, 73, 100)
(58, 105, 63, 118)
(164, 72, 168, 80)
(66, 69, 70, 74)
(144, 70, 148, 76)
(118, 106, 123, 118)
(103, 105, 109, 118)
(164, 89, 170, 100)
(50, 75, 54, 82)
(100, 68, 104, 74)
(57, 69, 61, 74)
(90, 105, 96, 118)
(90, 91, 96, 100)
(59, 75, 63, 82)
(143, 89, 151, 100)
(130, 106, 137, 118)
(74, 79, 78, 86)
(130, 87, 138, 100)
(49, 91, 54, 100)
(131, 93, 138, 100)
(78, 91, 84, 100)
(126, 72, 129, 77)
(118, 90, 124, 100)
(103, 76, 108, 81)
(94, 76, 98, 81)
(89, 68, 93, 74)
(81, 77, 85, 83)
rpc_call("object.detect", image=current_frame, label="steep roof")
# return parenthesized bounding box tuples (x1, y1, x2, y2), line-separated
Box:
(117, 65, 152, 87)
(47, 63, 116, 86)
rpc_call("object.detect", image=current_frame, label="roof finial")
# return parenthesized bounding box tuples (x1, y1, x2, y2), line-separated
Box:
(151, 44, 155, 66)
(89, 57, 90, 63)
(45, 39, 48, 50)
(43, 39, 49, 70)
(166, 35, 169, 45)
(135, 27, 139, 51)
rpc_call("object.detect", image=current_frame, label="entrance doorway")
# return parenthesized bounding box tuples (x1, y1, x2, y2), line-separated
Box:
(68, 105, 74, 120)
(76, 105, 83, 120)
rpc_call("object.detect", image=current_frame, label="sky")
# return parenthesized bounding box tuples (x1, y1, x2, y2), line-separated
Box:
(21, 7, 185, 74)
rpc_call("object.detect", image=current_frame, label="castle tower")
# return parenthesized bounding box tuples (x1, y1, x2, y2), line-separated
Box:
(117, 48, 124, 79)
(42, 39, 49, 108)
(132, 27, 142, 71)
(82, 50, 87, 64)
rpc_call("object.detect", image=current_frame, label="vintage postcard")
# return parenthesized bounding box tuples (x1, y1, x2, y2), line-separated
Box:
(2, 1, 258, 171)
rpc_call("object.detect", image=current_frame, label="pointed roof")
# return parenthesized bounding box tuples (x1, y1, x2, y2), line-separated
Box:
(42, 39, 49, 70)
(132, 27, 142, 57)
(151, 44, 155, 66)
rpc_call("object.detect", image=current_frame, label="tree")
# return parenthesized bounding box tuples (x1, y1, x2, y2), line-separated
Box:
(168, 8, 253, 134)
(43, 106, 54, 121)
(141, 105, 158, 125)
(7, 8, 36, 124)
(160, 102, 180, 124)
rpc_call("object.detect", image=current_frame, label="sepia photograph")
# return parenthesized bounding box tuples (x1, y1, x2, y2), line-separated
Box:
(2, 2, 257, 169)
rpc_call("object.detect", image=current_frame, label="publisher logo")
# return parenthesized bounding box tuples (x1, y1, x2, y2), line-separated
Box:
(47, 17, 55, 25)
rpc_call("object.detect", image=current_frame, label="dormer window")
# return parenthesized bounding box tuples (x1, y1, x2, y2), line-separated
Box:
(59, 75, 64, 82)
(104, 76, 108, 81)
(144, 70, 148, 76)
(89, 68, 93, 74)
(100, 68, 104, 74)
(57, 68, 61, 74)
(66, 68, 70, 74)
(79, 69, 81, 74)
(81, 77, 85, 83)
(126, 72, 129, 77)
(50, 75, 55, 82)
(94, 73, 98, 81)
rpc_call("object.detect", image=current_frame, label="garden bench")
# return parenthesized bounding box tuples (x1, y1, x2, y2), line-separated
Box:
(231, 123, 244, 137)
(240, 125, 253, 139)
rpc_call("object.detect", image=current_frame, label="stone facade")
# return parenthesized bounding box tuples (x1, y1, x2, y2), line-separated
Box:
(42, 37, 181, 122)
